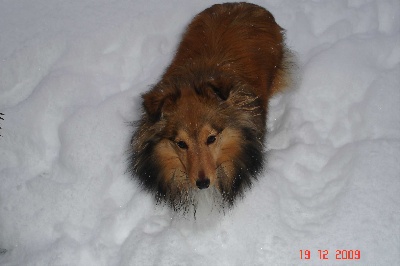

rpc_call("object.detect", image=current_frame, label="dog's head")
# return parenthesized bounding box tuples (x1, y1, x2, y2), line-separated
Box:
(132, 74, 264, 210)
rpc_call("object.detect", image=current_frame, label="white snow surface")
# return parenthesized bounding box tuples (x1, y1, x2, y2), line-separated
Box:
(0, 0, 399, 265)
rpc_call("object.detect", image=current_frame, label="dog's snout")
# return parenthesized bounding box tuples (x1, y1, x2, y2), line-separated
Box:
(196, 178, 210, 189)
(196, 171, 210, 189)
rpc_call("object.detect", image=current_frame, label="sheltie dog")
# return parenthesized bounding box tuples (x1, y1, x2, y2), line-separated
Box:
(130, 2, 292, 213)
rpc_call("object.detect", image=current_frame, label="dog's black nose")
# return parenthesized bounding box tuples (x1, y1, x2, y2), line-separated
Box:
(196, 179, 210, 189)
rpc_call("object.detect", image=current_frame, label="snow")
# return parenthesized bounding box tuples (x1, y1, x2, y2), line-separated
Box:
(0, 0, 399, 265)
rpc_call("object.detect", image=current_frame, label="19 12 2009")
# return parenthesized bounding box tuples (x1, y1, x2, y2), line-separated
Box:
(300, 249, 361, 260)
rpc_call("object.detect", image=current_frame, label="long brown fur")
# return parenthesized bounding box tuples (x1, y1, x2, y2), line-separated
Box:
(130, 2, 292, 213)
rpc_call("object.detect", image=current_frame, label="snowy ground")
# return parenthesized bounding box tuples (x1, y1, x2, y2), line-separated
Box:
(0, 0, 399, 265)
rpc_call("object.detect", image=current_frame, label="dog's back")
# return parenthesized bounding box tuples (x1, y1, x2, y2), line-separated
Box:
(162, 3, 287, 109)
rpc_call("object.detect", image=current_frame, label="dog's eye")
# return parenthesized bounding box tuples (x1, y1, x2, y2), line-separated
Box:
(176, 140, 188, 149)
(206, 135, 217, 145)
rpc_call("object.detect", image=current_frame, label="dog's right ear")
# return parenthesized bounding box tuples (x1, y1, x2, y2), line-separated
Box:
(142, 85, 180, 122)
(206, 73, 234, 101)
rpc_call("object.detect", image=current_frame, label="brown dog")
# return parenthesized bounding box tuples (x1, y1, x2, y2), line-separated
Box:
(130, 2, 292, 213)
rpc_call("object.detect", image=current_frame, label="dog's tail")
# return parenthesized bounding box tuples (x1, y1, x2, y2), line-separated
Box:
(270, 43, 299, 95)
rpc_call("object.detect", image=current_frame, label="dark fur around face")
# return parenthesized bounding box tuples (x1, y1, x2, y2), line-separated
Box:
(129, 2, 291, 214)
(130, 72, 265, 211)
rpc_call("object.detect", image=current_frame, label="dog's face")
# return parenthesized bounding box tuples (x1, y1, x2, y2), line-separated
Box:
(151, 88, 243, 193)
(132, 79, 264, 210)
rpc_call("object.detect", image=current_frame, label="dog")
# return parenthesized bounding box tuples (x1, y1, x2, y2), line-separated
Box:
(130, 2, 292, 213)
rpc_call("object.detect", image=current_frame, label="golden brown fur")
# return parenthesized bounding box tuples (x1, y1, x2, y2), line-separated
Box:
(130, 2, 292, 213)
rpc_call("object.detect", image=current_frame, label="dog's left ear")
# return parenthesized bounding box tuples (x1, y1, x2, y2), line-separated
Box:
(206, 74, 233, 101)
(142, 85, 179, 122)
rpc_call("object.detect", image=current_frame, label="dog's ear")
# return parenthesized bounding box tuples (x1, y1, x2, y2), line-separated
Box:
(206, 74, 233, 101)
(142, 85, 180, 122)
